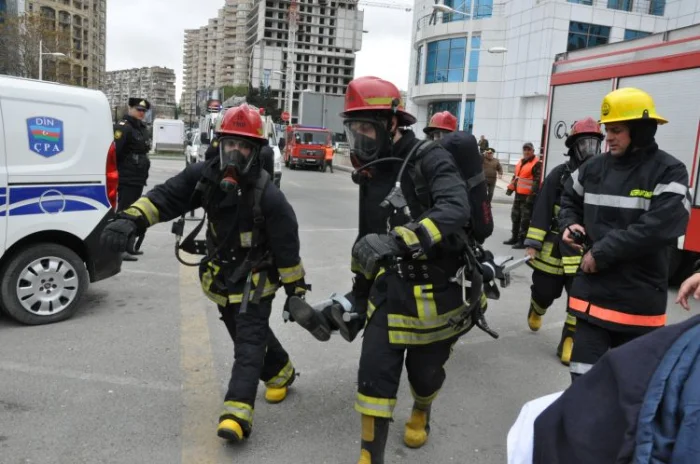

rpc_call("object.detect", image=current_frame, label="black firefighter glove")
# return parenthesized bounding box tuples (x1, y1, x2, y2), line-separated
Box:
(352, 233, 406, 278)
(101, 214, 148, 254)
(283, 278, 310, 322)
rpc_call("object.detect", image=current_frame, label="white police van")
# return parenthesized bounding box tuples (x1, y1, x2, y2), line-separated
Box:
(0, 76, 122, 325)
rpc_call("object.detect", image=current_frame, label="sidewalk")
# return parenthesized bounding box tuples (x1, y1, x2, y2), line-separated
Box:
(333, 156, 513, 206)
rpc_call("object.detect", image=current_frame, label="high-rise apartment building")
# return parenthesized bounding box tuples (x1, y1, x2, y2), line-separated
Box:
(181, 0, 364, 124)
(181, 0, 250, 120)
(103, 67, 177, 120)
(246, 0, 364, 123)
(25, 0, 106, 89)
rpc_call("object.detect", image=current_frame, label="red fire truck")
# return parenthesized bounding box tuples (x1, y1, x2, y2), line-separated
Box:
(284, 125, 332, 170)
(543, 24, 700, 281)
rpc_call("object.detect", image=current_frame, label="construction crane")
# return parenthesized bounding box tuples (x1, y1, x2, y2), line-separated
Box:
(284, 0, 411, 123)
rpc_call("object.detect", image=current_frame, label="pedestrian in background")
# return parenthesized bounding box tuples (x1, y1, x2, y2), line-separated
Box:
(479, 134, 489, 153)
(482, 148, 502, 203)
(323, 145, 334, 173)
(113, 97, 152, 261)
(505, 142, 542, 249)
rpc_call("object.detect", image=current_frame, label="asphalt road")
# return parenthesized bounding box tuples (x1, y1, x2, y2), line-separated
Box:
(0, 159, 695, 464)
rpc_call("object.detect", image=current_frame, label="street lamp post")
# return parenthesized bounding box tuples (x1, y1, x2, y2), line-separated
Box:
(39, 39, 67, 81)
(432, 2, 475, 132)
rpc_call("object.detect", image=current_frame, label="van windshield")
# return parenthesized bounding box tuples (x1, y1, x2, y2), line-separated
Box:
(294, 131, 329, 145)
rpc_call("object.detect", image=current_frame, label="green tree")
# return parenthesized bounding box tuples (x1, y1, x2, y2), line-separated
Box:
(247, 82, 283, 123)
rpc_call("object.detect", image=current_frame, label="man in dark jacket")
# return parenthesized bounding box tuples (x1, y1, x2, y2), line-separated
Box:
(114, 97, 152, 261)
(101, 104, 308, 444)
(333, 76, 474, 464)
(523, 117, 603, 365)
(559, 87, 691, 382)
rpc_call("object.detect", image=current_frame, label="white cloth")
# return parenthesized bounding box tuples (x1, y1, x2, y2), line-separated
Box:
(507, 391, 564, 464)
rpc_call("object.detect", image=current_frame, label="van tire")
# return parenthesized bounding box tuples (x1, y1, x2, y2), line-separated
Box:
(0, 243, 89, 325)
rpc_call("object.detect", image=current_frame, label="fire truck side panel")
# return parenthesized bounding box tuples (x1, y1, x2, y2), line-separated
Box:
(544, 80, 612, 177)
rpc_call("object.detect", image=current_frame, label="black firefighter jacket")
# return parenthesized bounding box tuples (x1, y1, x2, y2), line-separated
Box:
(525, 162, 582, 276)
(126, 158, 304, 306)
(356, 130, 472, 346)
(559, 143, 691, 333)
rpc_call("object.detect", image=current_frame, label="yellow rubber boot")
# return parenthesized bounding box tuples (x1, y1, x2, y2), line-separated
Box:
(217, 418, 244, 442)
(404, 405, 431, 449)
(527, 306, 542, 332)
(357, 414, 389, 464)
(560, 336, 574, 365)
(557, 315, 576, 366)
(265, 365, 296, 404)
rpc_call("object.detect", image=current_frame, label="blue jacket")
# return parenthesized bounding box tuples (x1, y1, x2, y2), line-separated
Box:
(533, 315, 700, 464)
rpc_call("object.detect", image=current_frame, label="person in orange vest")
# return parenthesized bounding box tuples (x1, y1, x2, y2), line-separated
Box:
(504, 142, 542, 249)
(322, 145, 334, 173)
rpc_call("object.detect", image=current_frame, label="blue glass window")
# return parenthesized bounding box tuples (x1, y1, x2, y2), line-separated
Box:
(567, 21, 611, 52)
(624, 29, 651, 40)
(649, 0, 665, 16)
(607, 0, 632, 10)
(425, 36, 479, 84)
(0, 0, 6, 22)
(607, 0, 664, 15)
(568, 0, 592, 4)
(442, 0, 493, 23)
(428, 100, 476, 133)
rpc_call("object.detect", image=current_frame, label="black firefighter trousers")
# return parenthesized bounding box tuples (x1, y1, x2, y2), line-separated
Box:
(117, 184, 145, 212)
(357, 303, 457, 419)
(217, 298, 292, 432)
(530, 270, 573, 316)
(569, 318, 643, 383)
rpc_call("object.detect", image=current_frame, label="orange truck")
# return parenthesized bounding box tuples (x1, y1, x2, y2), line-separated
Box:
(284, 125, 332, 170)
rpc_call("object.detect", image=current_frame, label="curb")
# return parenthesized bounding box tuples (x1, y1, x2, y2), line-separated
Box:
(333, 165, 513, 205)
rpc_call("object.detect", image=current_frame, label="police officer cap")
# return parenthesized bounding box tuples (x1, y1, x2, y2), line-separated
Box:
(128, 98, 151, 110)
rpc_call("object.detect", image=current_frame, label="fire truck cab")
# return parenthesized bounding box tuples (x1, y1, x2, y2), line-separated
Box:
(543, 23, 700, 282)
(284, 125, 332, 170)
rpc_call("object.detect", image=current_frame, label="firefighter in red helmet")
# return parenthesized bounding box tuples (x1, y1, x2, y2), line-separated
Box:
(423, 111, 458, 141)
(524, 117, 603, 365)
(312, 75, 472, 463)
(101, 104, 308, 444)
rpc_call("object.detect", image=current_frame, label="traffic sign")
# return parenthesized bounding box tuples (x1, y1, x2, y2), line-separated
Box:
(281, 111, 290, 122)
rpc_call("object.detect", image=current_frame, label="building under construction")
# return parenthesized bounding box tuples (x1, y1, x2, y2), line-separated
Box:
(181, 0, 366, 124)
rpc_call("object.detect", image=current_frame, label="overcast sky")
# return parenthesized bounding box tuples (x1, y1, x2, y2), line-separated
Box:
(105, 0, 413, 100)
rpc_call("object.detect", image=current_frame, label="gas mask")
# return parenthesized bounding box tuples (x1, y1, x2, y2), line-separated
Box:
(344, 118, 394, 169)
(569, 135, 602, 168)
(218, 136, 260, 192)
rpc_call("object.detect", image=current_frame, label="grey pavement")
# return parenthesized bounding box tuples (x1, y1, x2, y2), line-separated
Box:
(0, 159, 693, 464)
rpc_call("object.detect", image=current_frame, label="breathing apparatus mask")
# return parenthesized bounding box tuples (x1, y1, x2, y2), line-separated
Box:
(218, 136, 260, 192)
(344, 115, 402, 184)
(566, 134, 602, 170)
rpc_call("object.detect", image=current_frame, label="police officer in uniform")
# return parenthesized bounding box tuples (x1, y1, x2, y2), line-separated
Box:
(114, 98, 152, 261)
(334, 76, 474, 463)
(523, 117, 603, 365)
(101, 104, 308, 442)
(560, 88, 691, 382)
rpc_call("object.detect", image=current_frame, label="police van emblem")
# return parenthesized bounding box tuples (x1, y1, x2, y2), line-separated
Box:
(27, 117, 64, 158)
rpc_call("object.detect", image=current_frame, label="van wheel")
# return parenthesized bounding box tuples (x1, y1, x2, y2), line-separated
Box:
(0, 243, 88, 325)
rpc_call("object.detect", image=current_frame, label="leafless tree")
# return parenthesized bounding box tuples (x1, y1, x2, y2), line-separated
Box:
(0, 12, 73, 84)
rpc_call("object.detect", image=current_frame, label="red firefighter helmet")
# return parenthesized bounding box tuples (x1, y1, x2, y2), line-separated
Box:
(340, 76, 416, 126)
(217, 104, 267, 142)
(423, 111, 458, 134)
(565, 117, 603, 148)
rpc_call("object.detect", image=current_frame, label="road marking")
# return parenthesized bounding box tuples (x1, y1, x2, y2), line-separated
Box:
(121, 269, 178, 278)
(179, 257, 223, 463)
(0, 361, 180, 392)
